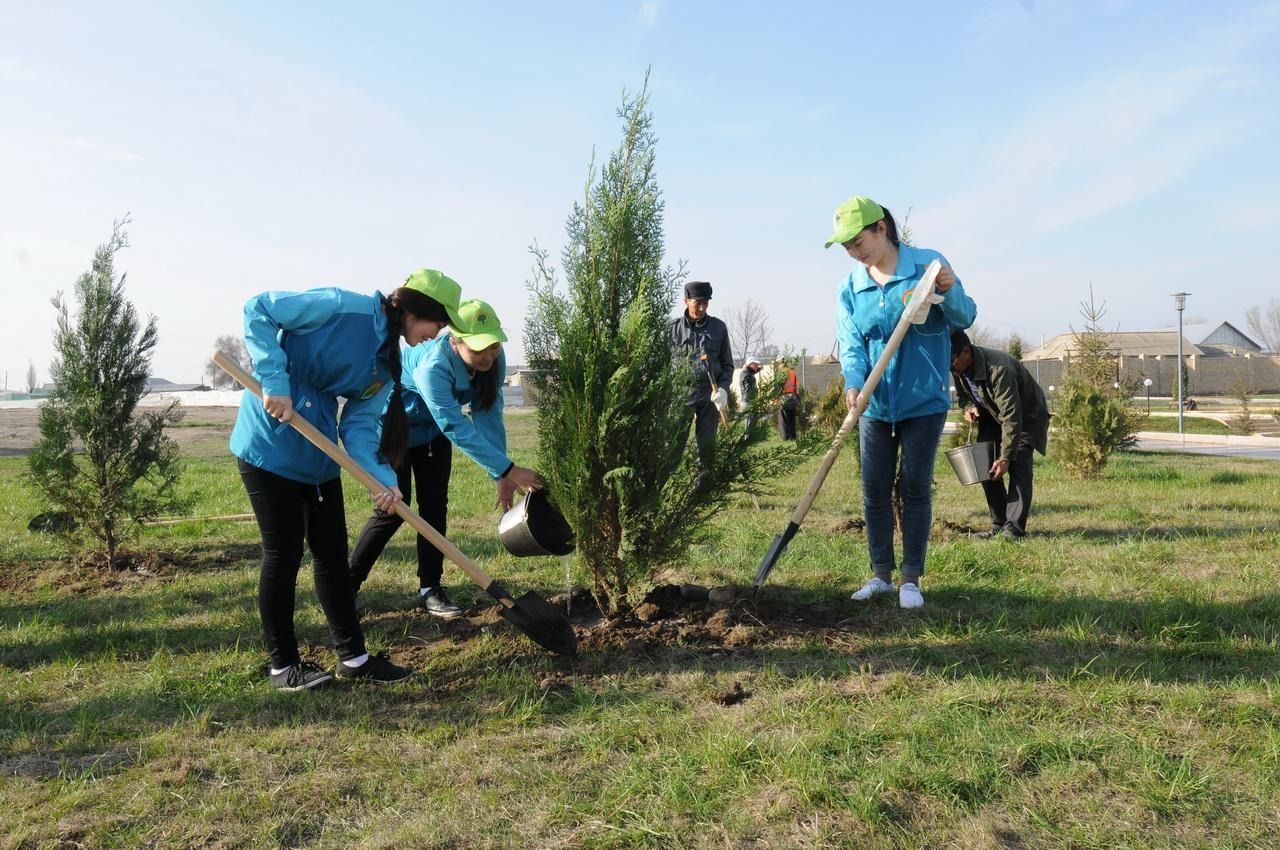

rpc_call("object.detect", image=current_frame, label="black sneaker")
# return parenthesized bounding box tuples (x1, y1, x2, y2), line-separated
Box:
(420, 587, 463, 620)
(269, 661, 334, 692)
(974, 526, 1004, 539)
(335, 653, 413, 684)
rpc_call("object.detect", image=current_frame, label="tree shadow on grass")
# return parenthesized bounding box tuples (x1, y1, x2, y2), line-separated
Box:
(6, 578, 1280, 767)
(1034, 524, 1275, 542)
(690, 583, 1280, 686)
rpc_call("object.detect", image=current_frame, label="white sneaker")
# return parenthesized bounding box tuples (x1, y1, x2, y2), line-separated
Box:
(899, 582, 925, 609)
(850, 577, 896, 601)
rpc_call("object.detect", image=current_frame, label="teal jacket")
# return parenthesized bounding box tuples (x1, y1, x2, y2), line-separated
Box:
(836, 244, 977, 423)
(404, 332, 512, 480)
(230, 288, 398, 488)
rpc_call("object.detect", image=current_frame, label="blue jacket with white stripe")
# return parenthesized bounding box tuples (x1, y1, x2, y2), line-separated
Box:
(229, 288, 399, 488)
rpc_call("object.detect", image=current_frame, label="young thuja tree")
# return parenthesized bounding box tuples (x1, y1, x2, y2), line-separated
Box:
(1227, 370, 1255, 435)
(27, 220, 187, 568)
(1052, 285, 1140, 478)
(524, 79, 809, 613)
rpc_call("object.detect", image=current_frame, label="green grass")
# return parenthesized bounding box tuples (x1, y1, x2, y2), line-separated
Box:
(1133, 415, 1233, 435)
(3, 409, 1280, 848)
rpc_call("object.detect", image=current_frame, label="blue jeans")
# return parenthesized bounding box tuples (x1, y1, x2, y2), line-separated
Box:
(858, 412, 947, 582)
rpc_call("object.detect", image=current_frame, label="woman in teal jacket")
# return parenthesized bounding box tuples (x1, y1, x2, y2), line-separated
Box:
(231, 272, 458, 690)
(349, 299, 540, 617)
(829, 196, 977, 610)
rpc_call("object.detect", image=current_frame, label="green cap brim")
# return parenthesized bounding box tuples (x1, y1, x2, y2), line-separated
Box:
(456, 330, 508, 351)
(824, 226, 861, 249)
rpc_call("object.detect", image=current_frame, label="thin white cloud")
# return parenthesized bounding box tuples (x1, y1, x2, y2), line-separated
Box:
(638, 1, 662, 30)
(39, 135, 144, 163)
(0, 55, 40, 83)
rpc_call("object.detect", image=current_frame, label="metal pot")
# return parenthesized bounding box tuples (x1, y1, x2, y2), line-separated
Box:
(498, 490, 575, 557)
(945, 440, 997, 486)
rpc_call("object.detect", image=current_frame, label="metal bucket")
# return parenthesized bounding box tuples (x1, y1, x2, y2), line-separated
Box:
(945, 440, 997, 485)
(498, 490, 575, 557)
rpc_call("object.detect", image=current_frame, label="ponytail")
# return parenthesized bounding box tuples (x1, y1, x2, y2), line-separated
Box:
(858, 206, 901, 247)
(379, 287, 451, 467)
(880, 207, 901, 246)
(379, 295, 412, 468)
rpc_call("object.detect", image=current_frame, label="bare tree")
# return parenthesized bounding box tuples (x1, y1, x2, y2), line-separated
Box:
(1246, 299, 1280, 353)
(724, 298, 773, 361)
(25, 360, 37, 394)
(967, 322, 1004, 349)
(205, 334, 252, 389)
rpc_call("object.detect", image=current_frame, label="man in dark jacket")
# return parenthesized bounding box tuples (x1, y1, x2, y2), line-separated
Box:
(670, 280, 734, 463)
(949, 330, 1050, 538)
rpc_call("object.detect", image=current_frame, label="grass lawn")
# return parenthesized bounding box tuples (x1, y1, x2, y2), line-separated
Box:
(3, 409, 1280, 849)
(1132, 415, 1233, 436)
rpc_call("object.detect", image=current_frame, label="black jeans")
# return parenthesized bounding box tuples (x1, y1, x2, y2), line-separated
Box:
(977, 422, 1036, 535)
(349, 435, 452, 592)
(777, 395, 798, 440)
(238, 459, 366, 669)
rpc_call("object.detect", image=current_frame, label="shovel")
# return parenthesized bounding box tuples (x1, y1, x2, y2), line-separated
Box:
(213, 351, 577, 656)
(703, 356, 729, 427)
(752, 260, 943, 591)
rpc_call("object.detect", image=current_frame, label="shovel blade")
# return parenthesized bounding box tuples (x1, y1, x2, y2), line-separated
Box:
(752, 522, 800, 590)
(496, 590, 578, 656)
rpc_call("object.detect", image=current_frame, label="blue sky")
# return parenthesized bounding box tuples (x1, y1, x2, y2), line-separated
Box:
(2, 0, 1278, 387)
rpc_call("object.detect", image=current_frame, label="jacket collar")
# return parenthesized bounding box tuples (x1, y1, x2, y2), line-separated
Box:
(438, 330, 474, 391)
(851, 244, 919, 293)
(965, 345, 991, 382)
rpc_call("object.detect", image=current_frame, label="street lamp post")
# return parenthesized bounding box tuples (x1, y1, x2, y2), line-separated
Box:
(1143, 377, 1152, 413)
(1173, 292, 1190, 435)
(1048, 385, 1055, 414)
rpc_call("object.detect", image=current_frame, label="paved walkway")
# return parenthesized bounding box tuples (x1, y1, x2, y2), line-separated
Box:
(1133, 438, 1280, 460)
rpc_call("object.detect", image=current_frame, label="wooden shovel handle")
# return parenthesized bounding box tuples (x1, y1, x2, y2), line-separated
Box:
(144, 513, 256, 526)
(708, 368, 729, 426)
(212, 351, 504, 597)
(787, 260, 942, 525)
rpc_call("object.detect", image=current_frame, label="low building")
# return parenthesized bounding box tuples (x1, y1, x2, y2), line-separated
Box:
(1023, 326, 1280, 395)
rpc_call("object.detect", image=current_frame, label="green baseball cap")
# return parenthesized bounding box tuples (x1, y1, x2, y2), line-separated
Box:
(452, 298, 508, 351)
(402, 268, 463, 325)
(824, 196, 885, 248)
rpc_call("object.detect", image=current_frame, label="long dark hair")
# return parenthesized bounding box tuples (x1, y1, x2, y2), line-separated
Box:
(379, 287, 451, 466)
(470, 360, 500, 412)
(858, 206, 900, 247)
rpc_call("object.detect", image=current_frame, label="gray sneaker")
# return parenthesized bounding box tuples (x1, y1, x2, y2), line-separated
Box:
(269, 661, 334, 692)
(420, 587, 462, 620)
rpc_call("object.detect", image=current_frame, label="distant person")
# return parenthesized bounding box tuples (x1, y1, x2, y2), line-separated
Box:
(669, 280, 733, 463)
(349, 299, 542, 617)
(737, 357, 763, 410)
(231, 280, 454, 690)
(831, 196, 976, 610)
(777, 363, 799, 440)
(949, 330, 1049, 539)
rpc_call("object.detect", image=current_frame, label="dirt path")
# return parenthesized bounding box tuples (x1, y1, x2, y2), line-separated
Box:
(0, 406, 239, 458)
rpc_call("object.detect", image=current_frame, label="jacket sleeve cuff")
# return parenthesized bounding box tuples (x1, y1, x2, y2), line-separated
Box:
(496, 461, 515, 480)
(262, 375, 291, 397)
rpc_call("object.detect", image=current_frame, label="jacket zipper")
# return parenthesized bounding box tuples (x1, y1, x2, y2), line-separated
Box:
(881, 289, 897, 434)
